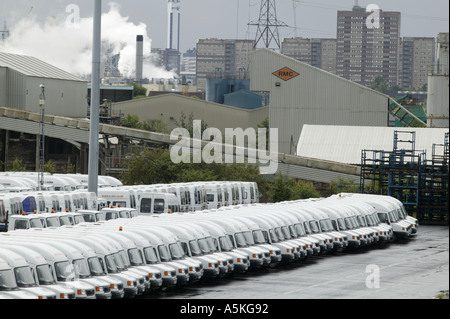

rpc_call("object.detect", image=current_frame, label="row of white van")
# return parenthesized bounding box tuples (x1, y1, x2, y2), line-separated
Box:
(0, 172, 122, 193)
(103, 181, 260, 213)
(0, 192, 418, 299)
(0, 190, 102, 231)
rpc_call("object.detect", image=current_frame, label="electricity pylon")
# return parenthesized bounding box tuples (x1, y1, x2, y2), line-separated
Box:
(248, 0, 288, 50)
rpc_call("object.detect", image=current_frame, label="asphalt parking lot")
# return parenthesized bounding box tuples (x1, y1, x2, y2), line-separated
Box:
(147, 225, 449, 300)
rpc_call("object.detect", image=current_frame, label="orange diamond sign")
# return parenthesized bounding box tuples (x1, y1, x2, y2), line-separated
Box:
(273, 67, 300, 81)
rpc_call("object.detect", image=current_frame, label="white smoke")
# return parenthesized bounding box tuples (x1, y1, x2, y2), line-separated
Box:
(0, 2, 174, 80)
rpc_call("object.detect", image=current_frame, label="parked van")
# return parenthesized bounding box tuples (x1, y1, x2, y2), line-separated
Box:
(115, 222, 203, 284)
(0, 257, 41, 299)
(77, 210, 105, 223)
(0, 240, 97, 299)
(0, 248, 57, 299)
(65, 227, 162, 292)
(88, 224, 182, 288)
(7, 214, 44, 232)
(155, 221, 230, 278)
(0, 245, 76, 299)
(200, 215, 266, 268)
(97, 189, 136, 210)
(137, 192, 180, 214)
(0, 194, 25, 231)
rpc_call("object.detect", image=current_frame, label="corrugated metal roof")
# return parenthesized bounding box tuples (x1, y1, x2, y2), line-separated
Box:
(297, 125, 449, 165)
(0, 52, 84, 82)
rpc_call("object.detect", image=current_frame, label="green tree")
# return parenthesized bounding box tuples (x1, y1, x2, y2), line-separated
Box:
(9, 158, 27, 171)
(270, 173, 292, 202)
(290, 179, 321, 200)
(131, 83, 147, 98)
(122, 114, 141, 128)
(140, 119, 169, 134)
(371, 75, 388, 94)
(172, 111, 208, 136)
(330, 177, 360, 194)
(44, 160, 56, 174)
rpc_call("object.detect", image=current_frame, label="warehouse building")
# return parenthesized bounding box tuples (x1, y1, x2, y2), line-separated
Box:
(111, 93, 269, 133)
(297, 125, 449, 165)
(250, 49, 390, 154)
(0, 52, 87, 118)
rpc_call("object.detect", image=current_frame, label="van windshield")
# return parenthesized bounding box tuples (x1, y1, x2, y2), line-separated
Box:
(59, 215, 72, 225)
(36, 264, 57, 285)
(14, 266, 37, 287)
(104, 254, 119, 273)
(234, 232, 248, 248)
(88, 257, 106, 276)
(281, 226, 291, 239)
(128, 248, 144, 266)
(218, 236, 233, 251)
(119, 210, 131, 218)
(143, 247, 159, 264)
(269, 229, 278, 243)
(337, 218, 346, 230)
(198, 238, 211, 254)
(114, 252, 128, 270)
(357, 216, 368, 227)
(275, 227, 285, 240)
(46, 217, 59, 227)
(30, 218, 44, 228)
(189, 240, 203, 256)
(243, 231, 255, 245)
(295, 223, 306, 236)
(72, 258, 91, 279)
(55, 261, 74, 281)
(13, 219, 29, 230)
(252, 230, 267, 244)
(309, 221, 320, 233)
(158, 245, 172, 262)
(303, 222, 312, 234)
(206, 237, 218, 253)
(82, 214, 96, 223)
(0, 269, 18, 289)
(169, 243, 184, 260)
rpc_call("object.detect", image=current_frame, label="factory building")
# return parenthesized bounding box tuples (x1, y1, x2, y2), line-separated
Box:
(0, 52, 87, 118)
(250, 49, 390, 154)
(111, 93, 269, 134)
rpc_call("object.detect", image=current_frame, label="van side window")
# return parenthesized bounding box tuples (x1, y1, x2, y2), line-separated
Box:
(15, 219, 29, 230)
(140, 198, 152, 214)
(153, 199, 165, 214)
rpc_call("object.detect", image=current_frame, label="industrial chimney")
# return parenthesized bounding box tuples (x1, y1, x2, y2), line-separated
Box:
(136, 35, 144, 86)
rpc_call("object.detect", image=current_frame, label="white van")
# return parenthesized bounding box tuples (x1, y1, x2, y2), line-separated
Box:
(97, 189, 137, 209)
(0, 240, 97, 299)
(0, 247, 57, 299)
(0, 245, 76, 299)
(137, 192, 180, 215)
(7, 214, 45, 232)
(0, 257, 41, 299)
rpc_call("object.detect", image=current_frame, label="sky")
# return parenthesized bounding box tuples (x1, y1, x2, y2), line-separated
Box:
(0, 0, 448, 78)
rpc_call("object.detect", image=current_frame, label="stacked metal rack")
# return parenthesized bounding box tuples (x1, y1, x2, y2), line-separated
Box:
(360, 131, 449, 225)
(418, 132, 449, 224)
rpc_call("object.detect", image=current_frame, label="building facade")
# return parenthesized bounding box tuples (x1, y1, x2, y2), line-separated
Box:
(399, 37, 435, 89)
(336, 5, 401, 87)
(196, 39, 255, 89)
(281, 38, 337, 74)
(250, 49, 389, 154)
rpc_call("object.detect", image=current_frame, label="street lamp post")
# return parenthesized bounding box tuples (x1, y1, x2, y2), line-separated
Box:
(88, 0, 102, 195)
